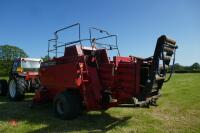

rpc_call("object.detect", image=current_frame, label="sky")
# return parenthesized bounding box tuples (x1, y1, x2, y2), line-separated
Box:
(0, 0, 199, 66)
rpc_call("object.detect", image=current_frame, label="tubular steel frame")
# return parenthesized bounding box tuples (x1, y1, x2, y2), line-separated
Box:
(47, 23, 120, 58)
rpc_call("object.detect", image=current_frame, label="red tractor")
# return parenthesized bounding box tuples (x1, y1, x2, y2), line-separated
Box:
(33, 23, 178, 120)
(8, 58, 42, 100)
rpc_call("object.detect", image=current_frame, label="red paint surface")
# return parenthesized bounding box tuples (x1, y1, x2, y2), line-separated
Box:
(35, 45, 148, 110)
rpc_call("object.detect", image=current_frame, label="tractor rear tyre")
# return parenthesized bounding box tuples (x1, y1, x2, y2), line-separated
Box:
(8, 78, 26, 101)
(53, 90, 82, 120)
(0, 79, 8, 96)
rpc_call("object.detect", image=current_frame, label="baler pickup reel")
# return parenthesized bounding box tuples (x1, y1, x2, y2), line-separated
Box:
(137, 35, 178, 106)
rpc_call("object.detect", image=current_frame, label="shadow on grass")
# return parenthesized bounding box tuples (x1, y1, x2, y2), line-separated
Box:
(0, 96, 132, 133)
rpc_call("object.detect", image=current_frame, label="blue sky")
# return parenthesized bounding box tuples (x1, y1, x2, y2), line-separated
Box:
(0, 0, 199, 65)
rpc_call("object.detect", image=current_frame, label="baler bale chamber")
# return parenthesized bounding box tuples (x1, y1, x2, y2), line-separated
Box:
(33, 23, 178, 119)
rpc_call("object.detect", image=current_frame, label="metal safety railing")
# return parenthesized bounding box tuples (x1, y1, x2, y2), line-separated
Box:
(89, 27, 120, 56)
(48, 23, 81, 58)
(47, 23, 120, 59)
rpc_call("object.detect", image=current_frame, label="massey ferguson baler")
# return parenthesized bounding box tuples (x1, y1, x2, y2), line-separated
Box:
(33, 23, 178, 119)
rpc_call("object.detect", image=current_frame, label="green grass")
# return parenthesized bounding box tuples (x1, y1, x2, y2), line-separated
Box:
(0, 73, 200, 133)
(0, 76, 8, 80)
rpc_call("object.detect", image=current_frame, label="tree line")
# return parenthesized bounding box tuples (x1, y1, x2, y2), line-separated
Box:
(173, 63, 200, 73)
(0, 44, 199, 76)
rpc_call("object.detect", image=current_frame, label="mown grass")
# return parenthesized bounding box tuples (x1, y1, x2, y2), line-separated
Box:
(0, 73, 200, 133)
(0, 76, 8, 80)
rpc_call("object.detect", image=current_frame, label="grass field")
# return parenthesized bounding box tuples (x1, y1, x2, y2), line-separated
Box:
(0, 73, 200, 133)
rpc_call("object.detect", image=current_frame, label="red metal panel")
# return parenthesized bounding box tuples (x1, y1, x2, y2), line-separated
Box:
(84, 66, 103, 110)
(108, 56, 142, 104)
(135, 59, 142, 96)
(99, 63, 114, 89)
(64, 45, 83, 57)
(37, 45, 143, 110)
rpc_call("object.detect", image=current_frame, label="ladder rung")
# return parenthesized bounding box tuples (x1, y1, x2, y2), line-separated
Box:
(83, 80, 89, 82)
(82, 71, 87, 74)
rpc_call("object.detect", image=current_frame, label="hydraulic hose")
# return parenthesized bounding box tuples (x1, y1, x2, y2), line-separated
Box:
(164, 49, 176, 82)
(156, 46, 176, 82)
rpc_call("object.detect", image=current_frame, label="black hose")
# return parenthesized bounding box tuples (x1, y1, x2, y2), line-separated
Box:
(156, 45, 166, 77)
(164, 49, 176, 82)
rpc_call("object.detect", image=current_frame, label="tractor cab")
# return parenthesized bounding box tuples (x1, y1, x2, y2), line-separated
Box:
(12, 58, 42, 75)
(8, 58, 42, 101)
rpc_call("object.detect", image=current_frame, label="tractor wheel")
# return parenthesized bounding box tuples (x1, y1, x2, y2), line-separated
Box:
(0, 80, 8, 96)
(53, 90, 82, 120)
(8, 78, 26, 101)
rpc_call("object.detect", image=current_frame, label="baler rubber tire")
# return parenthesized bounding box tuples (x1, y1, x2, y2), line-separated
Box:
(0, 79, 8, 96)
(53, 90, 82, 120)
(8, 78, 26, 101)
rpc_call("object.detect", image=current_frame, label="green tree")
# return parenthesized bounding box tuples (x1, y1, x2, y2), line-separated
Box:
(174, 63, 200, 73)
(0, 45, 28, 60)
(190, 62, 200, 71)
(174, 63, 185, 71)
(0, 45, 28, 76)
